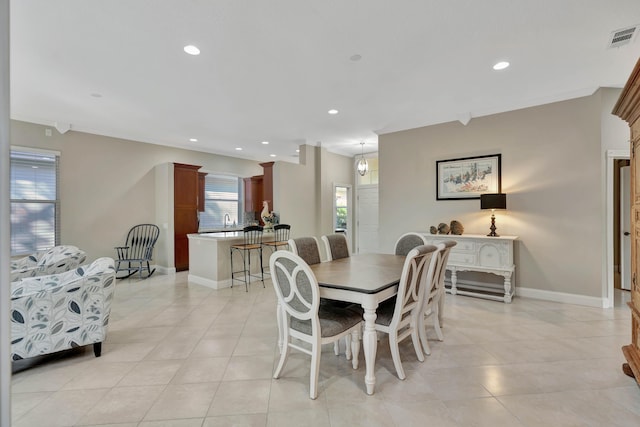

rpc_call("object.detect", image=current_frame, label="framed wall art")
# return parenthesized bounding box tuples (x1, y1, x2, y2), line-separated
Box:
(436, 154, 501, 200)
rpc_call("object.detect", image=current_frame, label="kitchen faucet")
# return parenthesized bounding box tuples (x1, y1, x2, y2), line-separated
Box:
(224, 213, 231, 228)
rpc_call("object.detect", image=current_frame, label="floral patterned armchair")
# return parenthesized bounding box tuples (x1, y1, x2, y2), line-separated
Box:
(11, 245, 87, 282)
(10, 257, 116, 361)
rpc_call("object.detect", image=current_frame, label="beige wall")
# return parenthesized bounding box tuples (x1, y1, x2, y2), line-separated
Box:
(10, 121, 353, 267)
(274, 144, 354, 258)
(10, 120, 263, 264)
(379, 89, 628, 299)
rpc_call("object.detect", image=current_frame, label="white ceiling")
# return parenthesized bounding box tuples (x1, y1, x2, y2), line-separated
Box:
(9, 0, 640, 163)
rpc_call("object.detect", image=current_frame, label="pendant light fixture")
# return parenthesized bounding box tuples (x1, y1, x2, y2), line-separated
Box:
(356, 141, 368, 176)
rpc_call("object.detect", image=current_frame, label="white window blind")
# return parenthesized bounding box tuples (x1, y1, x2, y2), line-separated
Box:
(10, 149, 60, 255)
(199, 174, 242, 230)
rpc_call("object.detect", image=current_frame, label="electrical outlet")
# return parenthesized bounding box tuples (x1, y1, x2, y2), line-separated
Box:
(45, 128, 52, 136)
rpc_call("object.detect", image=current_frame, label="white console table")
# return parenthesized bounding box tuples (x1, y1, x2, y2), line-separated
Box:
(421, 233, 518, 303)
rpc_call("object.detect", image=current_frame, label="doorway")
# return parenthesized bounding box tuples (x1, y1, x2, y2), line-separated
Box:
(333, 184, 352, 244)
(606, 150, 631, 308)
(619, 160, 631, 291)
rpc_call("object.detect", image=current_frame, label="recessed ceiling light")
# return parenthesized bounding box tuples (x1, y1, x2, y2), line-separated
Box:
(270, 154, 276, 157)
(350, 54, 362, 61)
(235, 147, 243, 151)
(493, 61, 510, 70)
(261, 141, 269, 145)
(328, 109, 339, 115)
(183, 45, 200, 55)
(90, 93, 102, 98)
(189, 138, 198, 142)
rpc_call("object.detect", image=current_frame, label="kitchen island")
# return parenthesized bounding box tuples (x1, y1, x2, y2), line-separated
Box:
(187, 231, 276, 289)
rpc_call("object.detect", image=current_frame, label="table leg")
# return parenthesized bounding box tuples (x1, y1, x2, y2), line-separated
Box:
(362, 304, 378, 395)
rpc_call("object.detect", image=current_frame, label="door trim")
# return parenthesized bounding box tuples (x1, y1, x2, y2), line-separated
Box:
(606, 149, 630, 308)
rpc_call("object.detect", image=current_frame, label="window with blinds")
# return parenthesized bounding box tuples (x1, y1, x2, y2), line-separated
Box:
(199, 174, 243, 230)
(10, 149, 60, 255)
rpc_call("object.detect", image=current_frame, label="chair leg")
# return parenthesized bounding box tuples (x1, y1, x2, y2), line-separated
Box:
(350, 328, 361, 369)
(259, 247, 265, 288)
(433, 305, 444, 341)
(411, 325, 425, 362)
(345, 334, 352, 360)
(437, 290, 445, 328)
(388, 333, 406, 380)
(276, 303, 283, 354)
(93, 342, 102, 357)
(244, 250, 249, 292)
(309, 342, 321, 400)
(273, 338, 290, 380)
(334, 341, 340, 355)
(230, 248, 235, 289)
(419, 315, 432, 356)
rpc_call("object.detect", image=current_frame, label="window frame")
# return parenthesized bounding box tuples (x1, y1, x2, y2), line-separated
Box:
(198, 173, 244, 230)
(10, 146, 60, 256)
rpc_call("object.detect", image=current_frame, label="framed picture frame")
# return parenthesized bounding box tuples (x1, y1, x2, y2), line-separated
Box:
(436, 154, 501, 200)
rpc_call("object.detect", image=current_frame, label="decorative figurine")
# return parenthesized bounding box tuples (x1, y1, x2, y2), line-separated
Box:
(437, 222, 450, 234)
(261, 201, 277, 231)
(450, 220, 464, 235)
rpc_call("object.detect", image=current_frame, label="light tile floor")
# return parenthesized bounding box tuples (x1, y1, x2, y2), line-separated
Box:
(10, 272, 640, 427)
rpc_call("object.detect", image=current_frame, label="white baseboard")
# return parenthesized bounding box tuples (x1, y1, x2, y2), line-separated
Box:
(447, 278, 605, 308)
(516, 286, 604, 308)
(188, 274, 231, 290)
(153, 265, 176, 275)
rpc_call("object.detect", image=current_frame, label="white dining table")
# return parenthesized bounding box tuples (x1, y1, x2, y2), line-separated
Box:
(309, 253, 405, 395)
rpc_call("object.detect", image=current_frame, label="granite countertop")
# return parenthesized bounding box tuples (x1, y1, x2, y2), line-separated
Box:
(198, 227, 245, 233)
(189, 231, 244, 239)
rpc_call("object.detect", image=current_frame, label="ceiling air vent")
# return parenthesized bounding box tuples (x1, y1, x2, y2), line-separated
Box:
(608, 25, 638, 48)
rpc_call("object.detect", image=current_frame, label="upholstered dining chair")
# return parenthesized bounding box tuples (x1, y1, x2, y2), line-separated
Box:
(287, 236, 322, 265)
(230, 225, 265, 291)
(270, 250, 363, 399)
(394, 232, 428, 256)
(321, 233, 350, 261)
(287, 236, 354, 357)
(418, 240, 457, 354)
(374, 244, 437, 380)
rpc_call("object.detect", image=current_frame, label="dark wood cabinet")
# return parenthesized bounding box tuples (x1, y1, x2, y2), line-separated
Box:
(260, 161, 274, 212)
(244, 175, 263, 215)
(613, 58, 640, 387)
(174, 163, 201, 271)
(243, 162, 274, 223)
(198, 172, 207, 212)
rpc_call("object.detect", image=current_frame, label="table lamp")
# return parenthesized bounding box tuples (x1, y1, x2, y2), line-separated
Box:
(480, 193, 506, 237)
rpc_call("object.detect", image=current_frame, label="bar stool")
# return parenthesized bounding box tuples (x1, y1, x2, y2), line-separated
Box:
(230, 225, 265, 291)
(262, 224, 291, 255)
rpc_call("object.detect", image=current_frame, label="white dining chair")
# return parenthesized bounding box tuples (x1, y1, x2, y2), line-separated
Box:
(394, 232, 428, 256)
(288, 236, 354, 358)
(419, 240, 457, 354)
(270, 250, 363, 399)
(374, 244, 437, 380)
